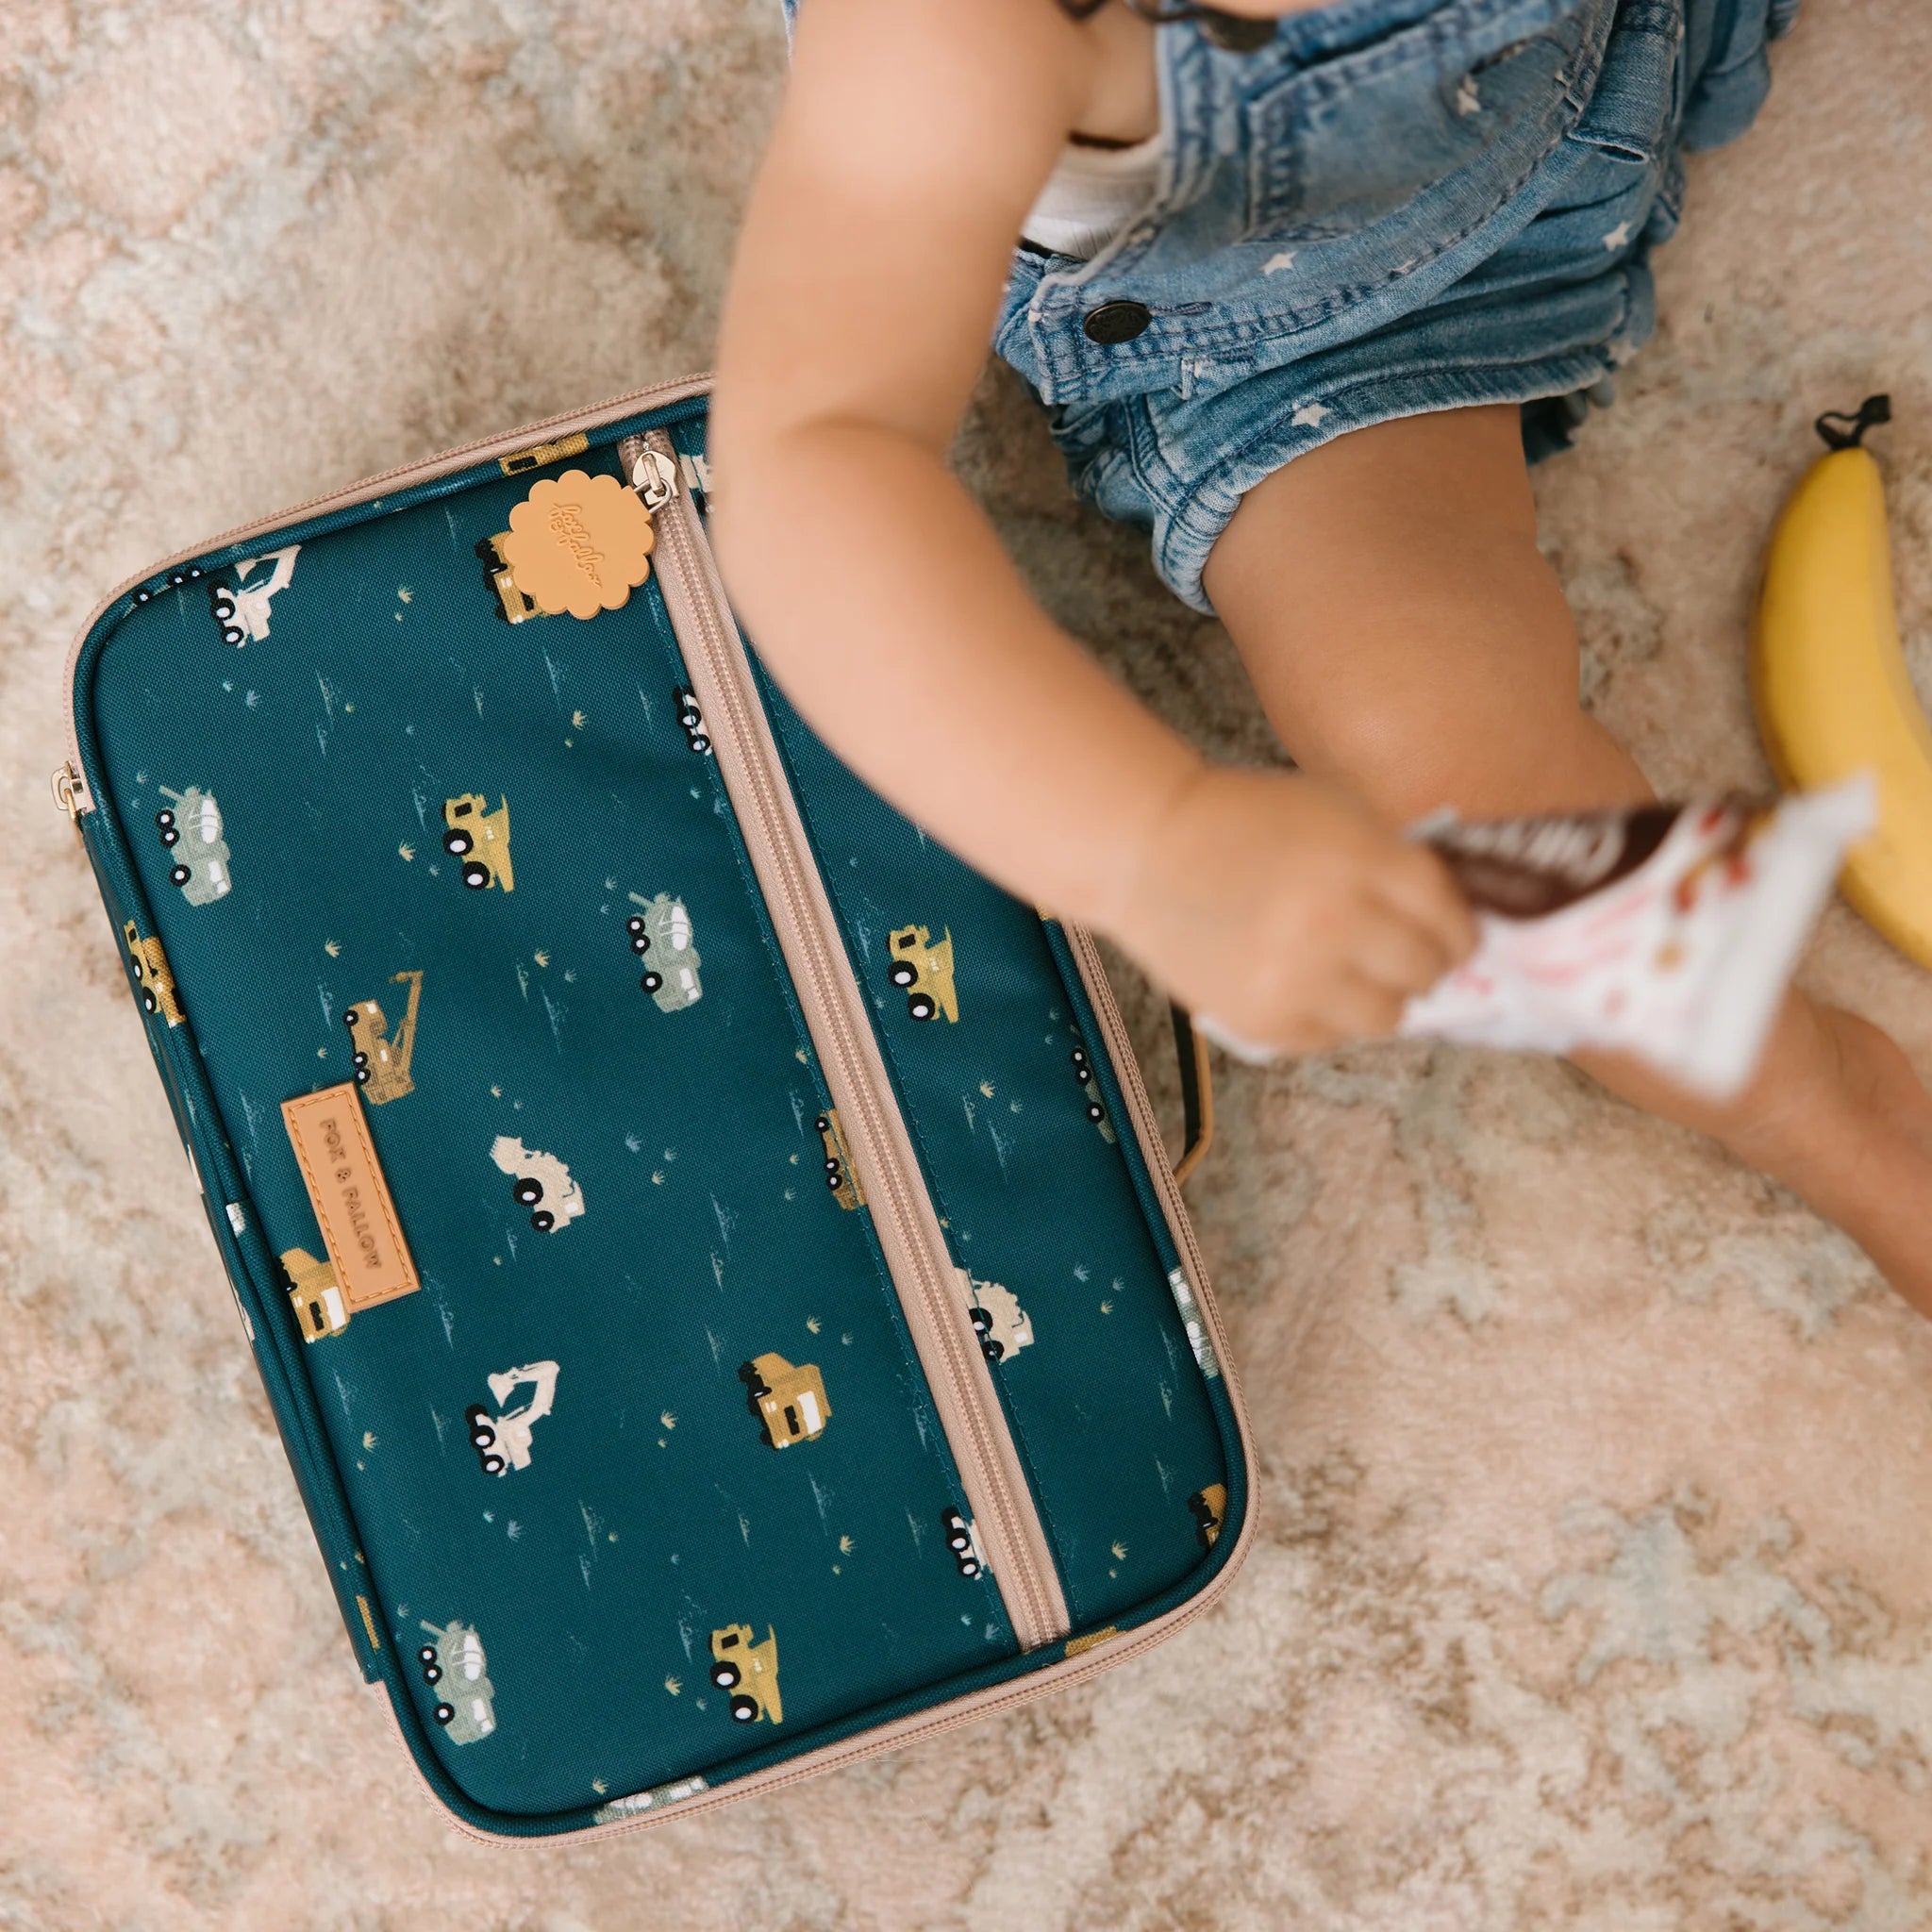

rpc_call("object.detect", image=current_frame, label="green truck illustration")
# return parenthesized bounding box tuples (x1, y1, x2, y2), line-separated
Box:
(344, 969, 423, 1104)
(155, 786, 231, 905)
(442, 794, 513, 891)
(466, 1361, 559, 1475)
(739, 1354, 831, 1448)
(814, 1108, 863, 1209)
(954, 1267, 1032, 1363)
(281, 1246, 347, 1341)
(1069, 1043, 1116, 1142)
(887, 924, 957, 1023)
(625, 891, 701, 1009)
(208, 544, 299, 645)
(123, 922, 184, 1026)
(1189, 1483, 1228, 1550)
(417, 1620, 496, 1743)
(491, 1135, 584, 1232)
(709, 1624, 781, 1725)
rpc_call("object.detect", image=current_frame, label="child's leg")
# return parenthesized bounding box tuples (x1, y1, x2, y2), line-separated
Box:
(1200, 403, 1932, 1318)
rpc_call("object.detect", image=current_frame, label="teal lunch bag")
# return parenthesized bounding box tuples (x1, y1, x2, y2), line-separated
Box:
(55, 374, 1255, 1842)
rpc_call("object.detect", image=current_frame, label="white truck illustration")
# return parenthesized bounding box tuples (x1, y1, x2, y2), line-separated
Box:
(955, 1268, 1032, 1363)
(209, 544, 299, 645)
(592, 1776, 709, 1824)
(625, 891, 701, 1010)
(1069, 1043, 1117, 1142)
(941, 1506, 988, 1580)
(491, 1135, 584, 1232)
(155, 786, 231, 905)
(466, 1361, 559, 1475)
(417, 1620, 496, 1743)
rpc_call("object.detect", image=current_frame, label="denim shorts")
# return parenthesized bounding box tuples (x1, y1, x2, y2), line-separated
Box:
(985, 0, 1797, 612)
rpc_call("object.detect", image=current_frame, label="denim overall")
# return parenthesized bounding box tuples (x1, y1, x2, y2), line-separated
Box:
(776, 0, 1796, 610)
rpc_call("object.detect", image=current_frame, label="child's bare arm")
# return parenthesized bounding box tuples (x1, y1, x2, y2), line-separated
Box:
(711, 0, 1474, 1048)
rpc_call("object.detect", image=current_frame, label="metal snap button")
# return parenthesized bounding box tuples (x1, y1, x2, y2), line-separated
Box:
(1083, 300, 1154, 344)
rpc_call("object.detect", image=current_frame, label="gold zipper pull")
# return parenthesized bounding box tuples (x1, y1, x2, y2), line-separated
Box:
(51, 761, 90, 825)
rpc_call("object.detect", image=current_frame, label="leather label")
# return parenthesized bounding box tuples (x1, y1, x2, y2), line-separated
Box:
(499, 469, 655, 620)
(281, 1083, 419, 1311)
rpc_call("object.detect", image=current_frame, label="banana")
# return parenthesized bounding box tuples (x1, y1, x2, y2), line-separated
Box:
(1752, 395, 1932, 965)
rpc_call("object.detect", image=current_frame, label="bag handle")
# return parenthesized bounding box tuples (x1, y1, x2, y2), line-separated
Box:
(1168, 1005, 1215, 1186)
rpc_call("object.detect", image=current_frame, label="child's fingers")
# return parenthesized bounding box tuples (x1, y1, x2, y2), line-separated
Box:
(1317, 970, 1409, 1043)
(1371, 842, 1479, 958)
(1349, 902, 1457, 997)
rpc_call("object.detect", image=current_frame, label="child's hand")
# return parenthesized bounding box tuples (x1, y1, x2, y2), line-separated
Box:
(1116, 766, 1477, 1054)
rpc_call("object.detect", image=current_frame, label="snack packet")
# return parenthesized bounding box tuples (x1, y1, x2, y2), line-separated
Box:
(1396, 775, 1876, 1097)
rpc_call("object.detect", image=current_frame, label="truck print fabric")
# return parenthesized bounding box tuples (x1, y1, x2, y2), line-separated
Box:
(71, 395, 1243, 1834)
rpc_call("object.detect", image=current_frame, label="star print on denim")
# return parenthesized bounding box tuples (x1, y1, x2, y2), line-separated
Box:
(1603, 222, 1633, 252)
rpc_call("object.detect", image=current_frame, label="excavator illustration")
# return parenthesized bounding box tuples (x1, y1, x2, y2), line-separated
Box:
(814, 1108, 863, 1209)
(417, 1620, 496, 1743)
(465, 1361, 560, 1476)
(887, 924, 958, 1023)
(123, 922, 185, 1026)
(739, 1354, 831, 1448)
(343, 970, 423, 1103)
(282, 1246, 348, 1341)
(208, 544, 299, 645)
(709, 1624, 782, 1725)
(442, 793, 513, 891)
(1189, 1482, 1228, 1550)
(954, 1267, 1032, 1363)
(155, 785, 231, 905)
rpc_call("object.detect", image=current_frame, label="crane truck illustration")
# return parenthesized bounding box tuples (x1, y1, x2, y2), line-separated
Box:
(441, 793, 513, 891)
(954, 1268, 1032, 1363)
(466, 1361, 559, 1475)
(739, 1354, 831, 1448)
(1189, 1482, 1228, 1550)
(282, 1246, 348, 1341)
(343, 969, 423, 1103)
(417, 1620, 496, 1743)
(887, 924, 958, 1023)
(208, 544, 299, 645)
(155, 786, 231, 905)
(625, 891, 702, 1010)
(1069, 1043, 1117, 1142)
(123, 922, 184, 1026)
(814, 1108, 863, 1209)
(708, 1624, 781, 1725)
(491, 1135, 584, 1232)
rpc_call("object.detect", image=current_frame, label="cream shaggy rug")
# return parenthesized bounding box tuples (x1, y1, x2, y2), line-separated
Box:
(5, 3, 1932, 1926)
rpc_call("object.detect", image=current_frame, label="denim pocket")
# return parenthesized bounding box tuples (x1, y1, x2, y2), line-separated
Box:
(1241, 0, 1584, 237)
(1554, 0, 1680, 207)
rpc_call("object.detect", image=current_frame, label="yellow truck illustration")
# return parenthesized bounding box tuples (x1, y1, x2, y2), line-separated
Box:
(156, 786, 232, 905)
(1189, 1483, 1228, 1550)
(417, 1620, 496, 1743)
(477, 531, 544, 625)
(209, 544, 299, 645)
(709, 1624, 781, 1725)
(954, 1268, 1032, 1363)
(123, 922, 184, 1026)
(887, 924, 958, 1023)
(282, 1246, 347, 1341)
(466, 1361, 559, 1475)
(814, 1108, 863, 1209)
(739, 1354, 831, 1448)
(441, 794, 513, 892)
(941, 1506, 987, 1580)
(625, 891, 702, 1010)
(491, 1135, 584, 1232)
(343, 969, 423, 1103)
(1069, 1043, 1116, 1143)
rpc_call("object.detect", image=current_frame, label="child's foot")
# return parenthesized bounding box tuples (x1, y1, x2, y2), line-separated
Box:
(1729, 1005, 1932, 1322)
